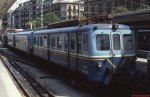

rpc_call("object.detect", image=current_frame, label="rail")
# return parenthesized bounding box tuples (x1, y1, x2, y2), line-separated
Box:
(0, 50, 55, 97)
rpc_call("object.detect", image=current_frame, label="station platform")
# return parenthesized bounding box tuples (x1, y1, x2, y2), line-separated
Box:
(0, 59, 22, 97)
(136, 57, 147, 74)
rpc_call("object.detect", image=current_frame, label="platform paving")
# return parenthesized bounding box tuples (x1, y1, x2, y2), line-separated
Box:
(0, 59, 22, 97)
(136, 58, 147, 74)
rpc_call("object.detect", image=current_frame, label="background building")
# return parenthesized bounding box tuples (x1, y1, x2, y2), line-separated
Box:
(84, 0, 150, 17)
(50, 2, 84, 21)
(2, 14, 8, 29)
(2, 0, 83, 29)
(14, 1, 31, 29)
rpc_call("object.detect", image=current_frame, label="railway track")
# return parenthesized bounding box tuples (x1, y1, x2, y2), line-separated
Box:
(0, 48, 93, 97)
(0, 49, 55, 97)
(1, 48, 150, 97)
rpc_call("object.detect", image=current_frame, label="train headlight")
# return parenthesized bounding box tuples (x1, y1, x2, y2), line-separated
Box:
(97, 62, 103, 68)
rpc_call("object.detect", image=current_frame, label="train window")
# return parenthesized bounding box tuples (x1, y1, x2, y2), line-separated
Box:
(23, 37, 25, 44)
(20, 37, 22, 44)
(23, 37, 24, 44)
(40, 36, 44, 47)
(17, 37, 19, 43)
(15, 37, 17, 43)
(25, 37, 27, 45)
(21, 37, 23, 44)
(83, 34, 88, 51)
(123, 34, 133, 50)
(37, 36, 39, 46)
(49, 36, 51, 48)
(34, 36, 36, 45)
(64, 35, 68, 50)
(57, 34, 62, 49)
(113, 34, 121, 50)
(70, 35, 76, 50)
(44, 36, 47, 48)
(19, 37, 21, 44)
(77, 33, 82, 52)
(96, 34, 110, 50)
(52, 35, 56, 49)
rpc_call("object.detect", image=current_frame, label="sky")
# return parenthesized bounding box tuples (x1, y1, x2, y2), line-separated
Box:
(9, 0, 29, 11)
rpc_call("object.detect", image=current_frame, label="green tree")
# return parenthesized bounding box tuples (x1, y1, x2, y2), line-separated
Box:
(26, 12, 60, 29)
(26, 19, 40, 29)
(112, 6, 129, 16)
(43, 12, 60, 25)
(135, 5, 150, 11)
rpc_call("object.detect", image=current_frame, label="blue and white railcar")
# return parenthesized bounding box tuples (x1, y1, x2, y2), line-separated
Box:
(32, 24, 136, 84)
(7, 31, 34, 53)
(7, 33, 15, 47)
(6, 23, 136, 85)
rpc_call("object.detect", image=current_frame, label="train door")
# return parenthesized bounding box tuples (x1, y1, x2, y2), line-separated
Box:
(111, 32, 122, 57)
(110, 32, 123, 65)
(64, 34, 70, 68)
(28, 32, 34, 54)
(69, 33, 77, 71)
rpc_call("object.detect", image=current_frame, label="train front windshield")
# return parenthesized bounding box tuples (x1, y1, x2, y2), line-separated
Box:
(96, 34, 110, 51)
(123, 34, 133, 50)
(95, 31, 134, 56)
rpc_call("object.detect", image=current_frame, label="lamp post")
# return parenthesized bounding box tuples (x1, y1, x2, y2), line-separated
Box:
(78, 0, 81, 18)
(41, 0, 44, 27)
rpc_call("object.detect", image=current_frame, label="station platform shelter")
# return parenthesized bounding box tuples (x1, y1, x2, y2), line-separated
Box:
(113, 10, 150, 57)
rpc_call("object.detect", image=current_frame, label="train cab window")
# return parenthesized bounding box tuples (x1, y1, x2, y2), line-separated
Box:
(83, 34, 88, 51)
(57, 34, 62, 49)
(64, 35, 68, 50)
(44, 36, 47, 48)
(123, 34, 133, 50)
(52, 35, 56, 49)
(96, 34, 110, 50)
(113, 34, 121, 50)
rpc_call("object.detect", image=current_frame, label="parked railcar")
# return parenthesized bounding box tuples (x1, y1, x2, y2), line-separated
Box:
(7, 31, 34, 53)
(6, 19, 136, 85)
(135, 30, 150, 57)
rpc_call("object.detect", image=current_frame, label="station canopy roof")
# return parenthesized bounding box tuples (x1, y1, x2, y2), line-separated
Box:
(0, 0, 16, 19)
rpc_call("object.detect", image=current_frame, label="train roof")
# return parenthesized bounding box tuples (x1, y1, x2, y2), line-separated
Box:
(34, 23, 131, 34)
(34, 26, 79, 34)
(7, 31, 33, 35)
(137, 30, 150, 32)
(7, 24, 131, 35)
(81, 24, 130, 30)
